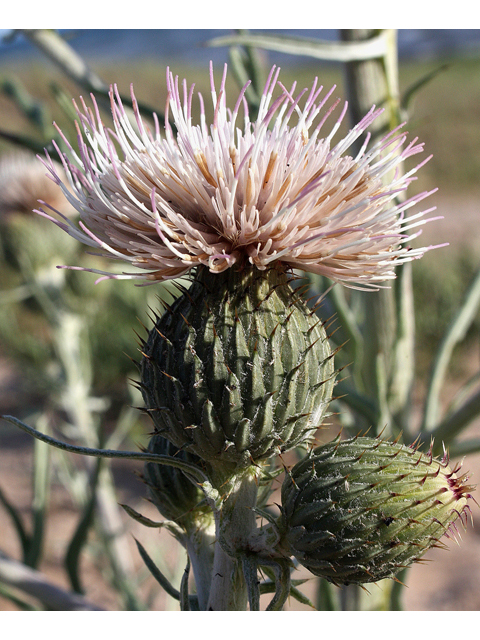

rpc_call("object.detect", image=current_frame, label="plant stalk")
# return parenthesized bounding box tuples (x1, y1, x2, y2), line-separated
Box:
(207, 469, 259, 610)
(184, 522, 216, 611)
(340, 29, 409, 438)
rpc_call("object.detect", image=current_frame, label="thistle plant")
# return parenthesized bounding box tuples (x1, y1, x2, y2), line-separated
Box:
(1, 29, 479, 611)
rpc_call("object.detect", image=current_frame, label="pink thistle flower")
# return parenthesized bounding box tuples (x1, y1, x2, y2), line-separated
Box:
(0, 150, 74, 220)
(37, 63, 441, 289)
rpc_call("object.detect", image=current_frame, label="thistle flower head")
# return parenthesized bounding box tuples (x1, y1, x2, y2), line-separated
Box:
(280, 435, 476, 585)
(39, 63, 440, 289)
(0, 150, 73, 220)
(0, 150, 78, 272)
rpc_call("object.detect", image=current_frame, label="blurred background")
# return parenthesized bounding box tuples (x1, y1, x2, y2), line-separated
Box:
(1, 29, 480, 611)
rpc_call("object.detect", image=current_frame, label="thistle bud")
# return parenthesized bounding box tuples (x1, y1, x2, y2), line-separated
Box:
(280, 436, 475, 585)
(143, 434, 210, 528)
(140, 265, 335, 470)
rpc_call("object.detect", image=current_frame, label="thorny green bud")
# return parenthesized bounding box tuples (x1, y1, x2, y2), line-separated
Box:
(143, 434, 210, 528)
(280, 435, 475, 586)
(140, 264, 335, 470)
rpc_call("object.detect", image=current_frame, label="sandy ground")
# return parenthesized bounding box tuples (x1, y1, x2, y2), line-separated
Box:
(1, 193, 480, 611)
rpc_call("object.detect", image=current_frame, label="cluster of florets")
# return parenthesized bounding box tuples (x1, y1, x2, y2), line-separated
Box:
(38, 63, 440, 290)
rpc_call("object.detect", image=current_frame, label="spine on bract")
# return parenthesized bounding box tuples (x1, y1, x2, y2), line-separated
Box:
(280, 435, 475, 585)
(141, 264, 335, 473)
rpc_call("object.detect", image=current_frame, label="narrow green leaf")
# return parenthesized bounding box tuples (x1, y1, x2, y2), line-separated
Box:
(135, 538, 199, 610)
(448, 437, 480, 458)
(134, 538, 180, 601)
(120, 503, 164, 528)
(334, 380, 378, 426)
(0, 128, 54, 155)
(389, 567, 408, 610)
(49, 81, 81, 126)
(289, 584, 316, 609)
(179, 556, 191, 611)
(1, 76, 53, 136)
(65, 457, 102, 594)
(1, 415, 211, 486)
(401, 64, 449, 113)
(260, 558, 291, 611)
(447, 370, 480, 416)
(429, 387, 480, 454)
(0, 485, 30, 558)
(227, 29, 266, 118)
(258, 578, 315, 608)
(25, 420, 51, 569)
(120, 504, 185, 543)
(260, 579, 316, 608)
(206, 31, 389, 62)
(315, 577, 338, 611)
(423, 265, 480, 432)
(242, 554, 260, 611)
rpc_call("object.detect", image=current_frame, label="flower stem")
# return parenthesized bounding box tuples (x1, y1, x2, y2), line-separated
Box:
(207, 469, 259, 611)
(207, 540, 247, 611)
(184, 522, 216, 611)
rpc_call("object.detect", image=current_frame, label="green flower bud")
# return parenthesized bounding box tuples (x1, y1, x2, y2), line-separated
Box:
(280, 435, 475, 585)
(140, 264, 335, 470)
(143, 434, 209, 527)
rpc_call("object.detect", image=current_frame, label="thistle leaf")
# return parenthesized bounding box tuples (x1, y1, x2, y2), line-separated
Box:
(206, 31, 389, 62)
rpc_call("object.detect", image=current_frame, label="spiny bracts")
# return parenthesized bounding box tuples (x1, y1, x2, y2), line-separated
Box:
(140, 264, 336, 470)
(280, 435, 475, 586)
(143, 434, 210, 528)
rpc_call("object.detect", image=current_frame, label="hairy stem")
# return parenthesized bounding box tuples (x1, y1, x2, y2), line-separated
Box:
(184, 522, 216, 611)
(207, 469, 259, 611)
